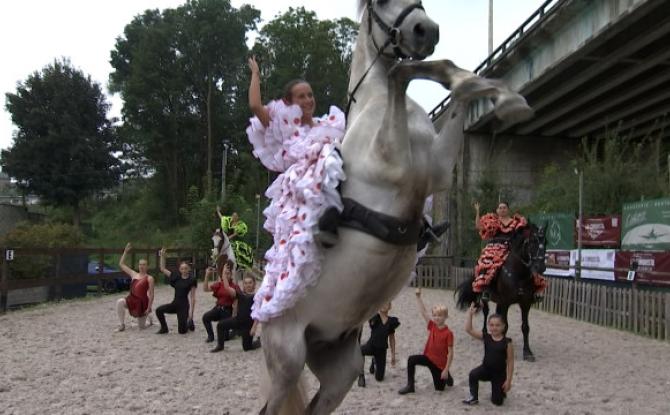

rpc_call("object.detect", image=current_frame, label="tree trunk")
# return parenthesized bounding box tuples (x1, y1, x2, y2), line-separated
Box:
(73, 201, 81, 228)
(206, 78, 213, 195)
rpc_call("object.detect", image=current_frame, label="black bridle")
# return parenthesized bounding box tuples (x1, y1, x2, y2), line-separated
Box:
(346, 0, 425, 116)
(501, 226, 546, 278)
(367, 0, 425, 60)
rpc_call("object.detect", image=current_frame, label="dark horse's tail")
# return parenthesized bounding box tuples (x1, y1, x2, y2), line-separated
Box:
(455, 279, 477, 311)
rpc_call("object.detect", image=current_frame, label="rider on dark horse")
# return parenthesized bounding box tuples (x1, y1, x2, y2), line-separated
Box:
(473, 201, 547, 302)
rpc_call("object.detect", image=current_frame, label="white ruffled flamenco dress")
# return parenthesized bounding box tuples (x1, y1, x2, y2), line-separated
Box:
(247, 99, 346, 322)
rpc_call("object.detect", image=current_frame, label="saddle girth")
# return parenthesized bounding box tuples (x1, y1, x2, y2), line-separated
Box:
(337, 198, 422, 246)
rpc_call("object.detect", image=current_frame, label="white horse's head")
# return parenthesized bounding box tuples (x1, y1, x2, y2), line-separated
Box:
(361, 0, 439, 60)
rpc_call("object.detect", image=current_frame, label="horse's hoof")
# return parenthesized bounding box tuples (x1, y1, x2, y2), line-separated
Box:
(523, 354, 536, 362)
(494, 93, 534, 124)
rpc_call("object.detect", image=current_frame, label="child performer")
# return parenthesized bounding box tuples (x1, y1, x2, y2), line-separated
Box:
(358, 302, 399, 387)
(463, 303, 514, 406)
(399, 288, 454, 394)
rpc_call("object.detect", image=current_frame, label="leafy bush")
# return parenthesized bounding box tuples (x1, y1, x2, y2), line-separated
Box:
(2, 222, 84, 279)
(523, 134, 667, 215)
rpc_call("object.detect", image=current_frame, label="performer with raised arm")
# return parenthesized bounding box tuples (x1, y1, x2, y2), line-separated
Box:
(115, 242, 154, 332)
(155, 248, 197, 334)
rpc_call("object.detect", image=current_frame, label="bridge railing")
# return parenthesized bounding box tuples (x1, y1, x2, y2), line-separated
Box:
(413, 258, 670, 342)
(428, 0, 565, 121)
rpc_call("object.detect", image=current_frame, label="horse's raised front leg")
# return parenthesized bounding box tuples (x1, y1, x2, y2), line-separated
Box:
(386, 59, 533, 194)
(259, 316, 308, 415)
(388, 59, 531, 114)
(520, 302, 535, 362)
(305, 330, 362, 415)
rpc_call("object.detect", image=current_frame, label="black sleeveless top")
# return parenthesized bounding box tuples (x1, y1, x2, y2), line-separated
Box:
(483, 333, 511, 373)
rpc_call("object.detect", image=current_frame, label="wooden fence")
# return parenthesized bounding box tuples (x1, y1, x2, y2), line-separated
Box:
(413, 259, 670, 342)
(0, 247, 210, 312)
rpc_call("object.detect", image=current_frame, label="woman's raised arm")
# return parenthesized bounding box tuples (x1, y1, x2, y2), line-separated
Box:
(248, 56, 270, 128)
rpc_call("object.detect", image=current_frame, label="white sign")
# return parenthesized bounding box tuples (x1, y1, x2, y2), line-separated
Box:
(626, 270, 636, 281)
(545, 250, 573, 278)
(570, 249, 616, 281)
(5, 250, 14, 261)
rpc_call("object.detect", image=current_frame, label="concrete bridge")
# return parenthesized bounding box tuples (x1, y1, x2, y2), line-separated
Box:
(430, 0, 670, 255)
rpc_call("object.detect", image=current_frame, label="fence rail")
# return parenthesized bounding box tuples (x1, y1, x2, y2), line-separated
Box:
(0, 247, 210, 313)
(414, 260, 670, 342)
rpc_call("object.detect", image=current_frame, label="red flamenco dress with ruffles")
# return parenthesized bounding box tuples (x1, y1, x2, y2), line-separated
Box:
(473, 213, 527, 293)
(473, 214, 547, 294)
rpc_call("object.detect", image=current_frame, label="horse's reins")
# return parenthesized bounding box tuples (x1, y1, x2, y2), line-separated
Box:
(345, 0, 425, 116)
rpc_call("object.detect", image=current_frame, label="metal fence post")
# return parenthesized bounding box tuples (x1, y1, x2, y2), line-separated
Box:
(1, 254, 9, 313)
(97, 249, 104, 296)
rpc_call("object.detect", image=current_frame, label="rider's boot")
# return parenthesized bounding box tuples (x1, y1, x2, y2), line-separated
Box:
(316, 207, 340, 248)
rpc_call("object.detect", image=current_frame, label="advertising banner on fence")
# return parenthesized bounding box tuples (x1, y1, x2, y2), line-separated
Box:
(622, 198, 670, 250)
(614, 251, 670, 286)
(529, 212, 575, 250)
(570, 249, 616, 281)
(545, 250, 573, 277)
(577, 215, 621, 247)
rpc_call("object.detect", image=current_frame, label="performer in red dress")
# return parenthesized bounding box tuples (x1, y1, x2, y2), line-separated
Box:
(473, 202, 546, 301)
(115, 242, 155, 331)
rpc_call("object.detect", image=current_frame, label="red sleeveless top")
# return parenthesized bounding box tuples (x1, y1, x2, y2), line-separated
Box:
(125, 277, 150, 317)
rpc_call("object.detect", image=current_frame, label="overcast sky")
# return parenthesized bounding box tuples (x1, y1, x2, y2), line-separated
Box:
(0, 0, 544, 152)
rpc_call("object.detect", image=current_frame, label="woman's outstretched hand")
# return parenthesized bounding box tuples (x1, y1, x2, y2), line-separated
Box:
(248, 56, 260, 76)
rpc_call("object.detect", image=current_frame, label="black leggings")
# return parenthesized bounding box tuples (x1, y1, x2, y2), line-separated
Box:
(216, 318, 257, 351)
(156, 302, 189, 334)
(406, 354, 452, 391)
(202, 306, 233, 339)
(469, 365, 506, 405)
(361, 343, 387, 381)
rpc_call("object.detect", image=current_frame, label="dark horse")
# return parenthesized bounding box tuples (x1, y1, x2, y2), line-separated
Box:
(456, 223, 547, 361)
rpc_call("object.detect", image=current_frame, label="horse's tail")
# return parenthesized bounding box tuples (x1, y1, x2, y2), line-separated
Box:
(455, 278, 477, 311)
(259, 358, 308, 414)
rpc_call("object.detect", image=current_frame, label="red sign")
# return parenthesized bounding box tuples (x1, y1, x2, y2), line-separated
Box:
(577, 215, 621, 248)
(614, 251, 670, 286)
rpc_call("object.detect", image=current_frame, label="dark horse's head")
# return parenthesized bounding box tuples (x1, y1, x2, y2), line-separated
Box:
(498, 222, 547, 300)
(514, 222, 547, 276)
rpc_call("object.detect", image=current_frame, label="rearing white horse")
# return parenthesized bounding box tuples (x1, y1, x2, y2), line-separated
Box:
(260, 1, 532, 414)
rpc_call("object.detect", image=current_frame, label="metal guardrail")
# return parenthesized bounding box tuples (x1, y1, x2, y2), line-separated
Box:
(428, 0, 565, 121)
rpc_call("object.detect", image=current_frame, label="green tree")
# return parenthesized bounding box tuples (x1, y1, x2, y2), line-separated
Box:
(251, 7, 358, 114)
(1, 59, 121, 226)
(109, 0, 260, 220)
(526, 134, 668, 215)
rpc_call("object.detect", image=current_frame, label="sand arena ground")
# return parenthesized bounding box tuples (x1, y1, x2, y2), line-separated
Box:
(1, 286, 669, 414)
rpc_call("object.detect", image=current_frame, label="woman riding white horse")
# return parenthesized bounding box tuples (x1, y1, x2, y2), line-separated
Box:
(257, 1, 532, 413)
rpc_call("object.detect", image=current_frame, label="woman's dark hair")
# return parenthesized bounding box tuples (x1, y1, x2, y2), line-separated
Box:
(497, 201, 510, 209)
(282, 79, 309, 104)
